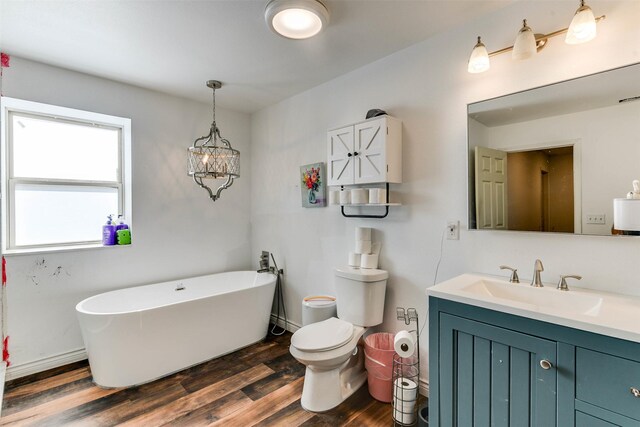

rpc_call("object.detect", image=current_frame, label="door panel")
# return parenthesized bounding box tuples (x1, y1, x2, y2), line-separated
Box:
(439, 313, 557, 426)
(475, 146, 508, 229)
(354, 119, 386, 184)
(327, 127, 354, 185)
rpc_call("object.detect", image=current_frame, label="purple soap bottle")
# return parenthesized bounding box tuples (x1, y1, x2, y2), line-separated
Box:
(115, 215, 129, 232)
(102, 215, 116, 246)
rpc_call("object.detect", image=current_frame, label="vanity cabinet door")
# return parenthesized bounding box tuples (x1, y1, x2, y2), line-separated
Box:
(438, 314, 557, 427)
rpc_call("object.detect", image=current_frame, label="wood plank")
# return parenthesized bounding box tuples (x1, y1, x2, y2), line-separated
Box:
(159, 390, 252, 426)
(344, 398, 391, 427)
(253, 399, 315, 427)
(242, 352, 306, 401)
(118, 363, 274, 427)
(4, 360, 89, 392)
(2, 375, 95, 417)
(61, 382, 188, 427)
(0, 383, 121, 426)
(3, 366, 91, 400)
(208, 376, 304, 427)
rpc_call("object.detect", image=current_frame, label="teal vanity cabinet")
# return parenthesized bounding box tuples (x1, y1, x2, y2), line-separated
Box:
(429, 297, 640, 426)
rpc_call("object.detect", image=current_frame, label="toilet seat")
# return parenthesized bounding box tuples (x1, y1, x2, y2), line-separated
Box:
(291, 317, 353, 352)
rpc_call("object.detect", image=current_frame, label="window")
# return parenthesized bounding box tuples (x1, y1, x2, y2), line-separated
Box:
(1, 97, 132, 253)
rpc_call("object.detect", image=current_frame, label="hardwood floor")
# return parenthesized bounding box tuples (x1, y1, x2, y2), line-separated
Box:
(1, 330, 399, 426)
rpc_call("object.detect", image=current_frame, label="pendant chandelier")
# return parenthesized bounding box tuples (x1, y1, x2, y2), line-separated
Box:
(187, 80, 240, 202)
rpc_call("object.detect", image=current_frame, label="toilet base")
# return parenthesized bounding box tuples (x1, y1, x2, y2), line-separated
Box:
(300, 344, 367, 412)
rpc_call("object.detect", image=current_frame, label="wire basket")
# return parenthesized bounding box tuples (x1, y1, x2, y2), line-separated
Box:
(392, 308, 422, 426)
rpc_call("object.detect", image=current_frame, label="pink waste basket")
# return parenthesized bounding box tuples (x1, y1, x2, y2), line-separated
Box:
(364, 332, 396, 402)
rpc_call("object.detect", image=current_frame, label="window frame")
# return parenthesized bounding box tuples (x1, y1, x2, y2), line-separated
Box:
(1, 97, 132, 254)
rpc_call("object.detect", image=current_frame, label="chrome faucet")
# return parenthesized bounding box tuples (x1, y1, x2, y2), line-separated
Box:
(530, 259, 544, 287)
(499, 265, 520, 283)
(557, 274, 582, 291)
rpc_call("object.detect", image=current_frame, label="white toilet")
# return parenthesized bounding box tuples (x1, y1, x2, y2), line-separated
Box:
(290, 267, 388, 412)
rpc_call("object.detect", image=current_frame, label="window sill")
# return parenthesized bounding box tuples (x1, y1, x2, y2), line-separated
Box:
(2, 243, 132, 257)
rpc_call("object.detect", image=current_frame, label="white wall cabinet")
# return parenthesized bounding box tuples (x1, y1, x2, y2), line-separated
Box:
(327, 116, 402, 186)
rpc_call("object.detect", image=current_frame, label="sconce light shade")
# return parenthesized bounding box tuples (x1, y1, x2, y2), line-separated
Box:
(265, 0, 329, 39)
(566, 0, 597, 44)
(512, 20, 537, 60)
(468, 36, 490, 74)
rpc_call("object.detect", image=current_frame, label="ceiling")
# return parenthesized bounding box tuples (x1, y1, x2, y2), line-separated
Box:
(2, 0, 511, 113)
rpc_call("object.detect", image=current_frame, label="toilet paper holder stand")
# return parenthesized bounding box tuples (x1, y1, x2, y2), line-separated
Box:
(393, 307, 422, 426)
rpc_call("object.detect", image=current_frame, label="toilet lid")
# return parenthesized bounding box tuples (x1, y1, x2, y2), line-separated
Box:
(291, 317, 354, 352)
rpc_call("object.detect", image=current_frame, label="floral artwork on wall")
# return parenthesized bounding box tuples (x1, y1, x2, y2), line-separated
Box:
(300, 163, 326, 208)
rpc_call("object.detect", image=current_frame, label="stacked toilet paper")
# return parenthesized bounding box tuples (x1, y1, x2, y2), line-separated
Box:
(331, 187, 388, 205)
(392, 377, 418, 424)
(348, 227, 382, 269)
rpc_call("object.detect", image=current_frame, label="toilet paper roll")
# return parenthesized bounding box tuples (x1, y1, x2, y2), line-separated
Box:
(348, 252, 361, 267)
(377, 188, 388, 204)
(392, 377, 418, 424)
(355, 227, 372, 241)
(368, 188, 379, 204)
(360, 253, 379, 269)
(339, 190, 351, 205)
(394, 330, 416, 358)
(371, 242, 382, 256)
(351, 188, 368, 204)
(355, 240, 372, 255)
(329, 190, 339, 205)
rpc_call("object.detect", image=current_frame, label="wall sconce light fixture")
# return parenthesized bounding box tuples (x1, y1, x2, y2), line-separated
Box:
(468, 0, 605, 74)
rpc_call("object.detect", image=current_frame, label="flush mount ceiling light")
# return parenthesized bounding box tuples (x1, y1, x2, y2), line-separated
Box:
(187, 80, 240, 202)
(265, 0, 329, 40)
(467, 0, 604, 74)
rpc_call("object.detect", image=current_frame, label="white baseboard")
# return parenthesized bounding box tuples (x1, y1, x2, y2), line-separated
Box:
(6, 348, 87, 381)
(270, 314, 301, 333)
(270, 314, 430, 399)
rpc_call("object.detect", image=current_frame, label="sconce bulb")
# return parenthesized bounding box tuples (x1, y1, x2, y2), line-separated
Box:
(468, 36, 490, 74)
(512, 19, 537, 60)
(566, 1, 597, 44)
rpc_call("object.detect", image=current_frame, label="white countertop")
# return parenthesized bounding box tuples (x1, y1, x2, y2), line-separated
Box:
(427, 273, 640, 344)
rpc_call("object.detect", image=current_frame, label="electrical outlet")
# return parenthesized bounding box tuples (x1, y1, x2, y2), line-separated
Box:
(586, 214, 606, 224)
(447, 221, 460, 240)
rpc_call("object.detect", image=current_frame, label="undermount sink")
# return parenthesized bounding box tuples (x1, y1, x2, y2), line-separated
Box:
(427, 273, 640, 343)
(462, 279, 603, 316)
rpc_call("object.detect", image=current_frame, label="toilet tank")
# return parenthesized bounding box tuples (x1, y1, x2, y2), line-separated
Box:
(334, 267, 388, 327)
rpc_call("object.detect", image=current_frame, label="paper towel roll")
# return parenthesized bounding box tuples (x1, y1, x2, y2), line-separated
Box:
(348, 252, 361, 267)
(329, 190, 339, 205)
(394, 330, 416, 358)
(392, 377, 418, 424)
(339, 190, 350, 205)
(355, 227, 371, 241)
(355, 240, 372, 254)
(351, 188, 368, 204)
(368, 188, 379, 204)
(360, 253, 378, 269)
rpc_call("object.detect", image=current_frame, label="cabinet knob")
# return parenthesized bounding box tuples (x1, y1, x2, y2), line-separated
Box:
(631, 387, 640, 398)
(539, 359, 553, 370)
(353, 151, 359, 156)
(347, 152, 353, 157)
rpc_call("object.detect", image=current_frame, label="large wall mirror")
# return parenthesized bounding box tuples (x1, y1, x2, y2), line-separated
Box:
(468, 63, 640, 236)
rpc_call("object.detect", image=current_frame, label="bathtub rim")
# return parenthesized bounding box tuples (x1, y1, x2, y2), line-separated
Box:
(75, 270, 277, 316)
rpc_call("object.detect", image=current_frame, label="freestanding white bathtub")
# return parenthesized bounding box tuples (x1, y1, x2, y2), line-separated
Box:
(76, 271, 277, 388)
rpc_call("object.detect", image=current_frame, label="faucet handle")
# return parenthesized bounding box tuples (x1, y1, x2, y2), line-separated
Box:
(557, 274, 582, 291)
(499, 265, 520, 283)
